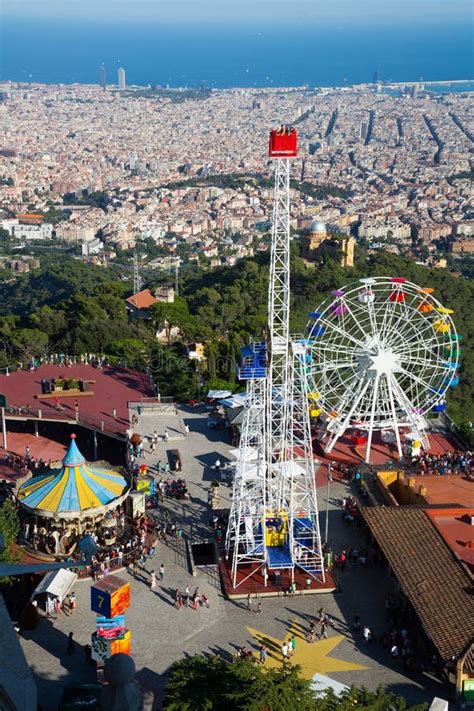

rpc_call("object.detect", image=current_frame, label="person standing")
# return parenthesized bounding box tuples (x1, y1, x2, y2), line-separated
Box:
(256, 600, 262, 615)
(184, 585, 190, 607)
(159, 564, 164, 582)
(247, 594, 253, 612)
(353, 612, 361, 631)
(281, 642, 288, 662)
(363, 625, 371, 642)
(214, 458, 221, 475)
(259, 644, 267, 665)
(150, 570, 157, 591)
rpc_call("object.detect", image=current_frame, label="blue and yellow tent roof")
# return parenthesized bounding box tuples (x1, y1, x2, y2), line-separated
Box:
(18, 435, 128, 514)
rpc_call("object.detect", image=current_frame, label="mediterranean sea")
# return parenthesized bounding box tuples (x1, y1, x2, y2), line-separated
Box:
(0, 17, 472, 89)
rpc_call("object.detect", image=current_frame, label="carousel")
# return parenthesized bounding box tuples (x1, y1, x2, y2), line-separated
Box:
(17, 434, 130, 556)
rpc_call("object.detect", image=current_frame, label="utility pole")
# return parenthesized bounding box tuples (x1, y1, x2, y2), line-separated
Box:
(175, 261, 179, 296)
(133, 250, 142, 294)
(325, 463, 333, 543)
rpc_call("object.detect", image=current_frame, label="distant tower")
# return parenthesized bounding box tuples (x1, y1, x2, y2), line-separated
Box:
(175, 261, 179, 296)
(341, 237, 355, 268)
(411, 84, 419, 99)
(133, 250, 142, 293)
(99, 64, 106, 89)
(118, 67, 126, 90)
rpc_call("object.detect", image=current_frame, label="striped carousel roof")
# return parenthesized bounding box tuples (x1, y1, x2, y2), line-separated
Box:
(18, 435, 128, 514)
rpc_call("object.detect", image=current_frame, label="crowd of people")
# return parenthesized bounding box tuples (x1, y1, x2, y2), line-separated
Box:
(412, 449, 473, 476)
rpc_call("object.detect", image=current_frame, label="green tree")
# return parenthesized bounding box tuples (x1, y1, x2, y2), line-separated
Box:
(163, 656, 427, 711)
(0, 500, 20, 585)
(12, 328, 48, 361)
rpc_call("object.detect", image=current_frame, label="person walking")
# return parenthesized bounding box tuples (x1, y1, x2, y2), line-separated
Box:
(150, 570, 157, 591)
(290, 635, 296, 657)
(67, 631, 75, 654)
(159, 564, 164, 582)
(320, 620, 328, 639)
(363, 625, 371, 643)
(281, 642, 288, 662)
(247, 594, 253, 612)
(214, 458, 221, 475)
(259, 644, 267, 665)
(184, 585, 190, 607)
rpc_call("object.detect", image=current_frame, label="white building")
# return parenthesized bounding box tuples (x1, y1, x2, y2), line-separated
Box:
(118, 67, 126, 90)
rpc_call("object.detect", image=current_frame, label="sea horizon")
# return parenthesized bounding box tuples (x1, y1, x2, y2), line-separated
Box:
(1, 17, 472, 89)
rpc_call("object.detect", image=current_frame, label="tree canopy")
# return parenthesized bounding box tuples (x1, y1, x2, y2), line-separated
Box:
(163, 655, 427, 711)
(0, 249, 471, 428)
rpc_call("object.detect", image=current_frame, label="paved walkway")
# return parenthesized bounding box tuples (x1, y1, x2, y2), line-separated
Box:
(19, 405, 450, 710)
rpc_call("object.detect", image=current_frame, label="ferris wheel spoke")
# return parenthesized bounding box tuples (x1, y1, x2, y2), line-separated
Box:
(316, 317, 368, 351)
(364, 373, 380, 462)
(325, 377, 371, 455)
(398, 367, 442, 397)
(386, 374, 403, 458)
(338, 299, 375, 342)
(397, 355, 444, 369)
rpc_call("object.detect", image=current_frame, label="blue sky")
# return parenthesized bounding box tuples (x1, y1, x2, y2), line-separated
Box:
(3, 0, 472, 25)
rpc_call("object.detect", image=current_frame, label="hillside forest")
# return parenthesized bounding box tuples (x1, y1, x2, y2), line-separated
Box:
(0, 249, 472, 435)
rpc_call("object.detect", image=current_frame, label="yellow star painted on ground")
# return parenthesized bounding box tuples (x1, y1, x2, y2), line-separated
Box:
(246, 618, 368, 678)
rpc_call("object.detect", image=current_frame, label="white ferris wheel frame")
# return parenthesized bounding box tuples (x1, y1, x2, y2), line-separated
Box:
(306, 277, 459, 463)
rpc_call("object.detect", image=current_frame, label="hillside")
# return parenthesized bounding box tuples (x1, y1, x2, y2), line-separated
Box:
(0, 251, 471, 427)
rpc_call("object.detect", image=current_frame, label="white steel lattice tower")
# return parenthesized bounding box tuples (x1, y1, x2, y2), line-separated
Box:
(224, 369, 267, 588)
(225, 129, 325, 589)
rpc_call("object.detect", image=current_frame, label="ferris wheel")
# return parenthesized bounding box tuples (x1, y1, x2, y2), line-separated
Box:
(305, 277, 460, 462)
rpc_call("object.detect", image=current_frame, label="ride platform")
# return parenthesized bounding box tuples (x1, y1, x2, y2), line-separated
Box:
(219, 557, 337, 599)
(267, 545, 293, 569)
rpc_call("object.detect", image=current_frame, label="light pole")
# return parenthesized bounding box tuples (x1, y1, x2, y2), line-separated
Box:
(325, 463, 333, 543)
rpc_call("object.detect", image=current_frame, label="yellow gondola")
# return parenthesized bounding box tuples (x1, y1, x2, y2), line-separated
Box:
(307, 391, 320, 401)
(434, 320, 451, 333)
(436, 307, 454, 315)
(310, 408, 321, 417)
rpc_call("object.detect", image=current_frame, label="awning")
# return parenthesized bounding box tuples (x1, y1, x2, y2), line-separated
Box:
(229, 446, 259, 461)
(33, 568, 78, 600)
(207, 389, 232, 400)
(273, 460, 307, 477)
(218, 393, 246, 408)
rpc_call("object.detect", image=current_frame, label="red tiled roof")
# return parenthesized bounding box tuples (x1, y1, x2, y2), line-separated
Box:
(125, 289, 158, 309)
(361, 507, 474, 662)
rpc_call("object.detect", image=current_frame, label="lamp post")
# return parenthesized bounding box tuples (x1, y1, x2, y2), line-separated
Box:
(325, 463, 333, 543)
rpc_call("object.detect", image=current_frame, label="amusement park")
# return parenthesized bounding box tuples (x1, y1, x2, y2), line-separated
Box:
(0, 128, 472, 711)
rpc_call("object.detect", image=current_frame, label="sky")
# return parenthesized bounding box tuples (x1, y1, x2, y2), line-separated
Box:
(3, 0, 472, 25)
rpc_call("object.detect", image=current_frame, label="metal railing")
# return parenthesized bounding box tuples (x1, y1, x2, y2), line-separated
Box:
(4, 404, 126, 438)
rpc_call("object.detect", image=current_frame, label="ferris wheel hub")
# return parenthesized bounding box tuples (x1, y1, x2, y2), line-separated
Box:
(366, 348, 401, 377)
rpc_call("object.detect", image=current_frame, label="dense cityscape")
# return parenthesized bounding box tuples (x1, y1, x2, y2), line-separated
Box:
(0, 2, 473, 709)
(0, 79, 473, 273)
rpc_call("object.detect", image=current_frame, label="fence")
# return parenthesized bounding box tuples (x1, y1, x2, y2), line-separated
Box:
(4, 404, 126, 438)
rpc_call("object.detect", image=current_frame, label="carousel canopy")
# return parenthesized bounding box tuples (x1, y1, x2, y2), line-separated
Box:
(18, 435, 128, 515)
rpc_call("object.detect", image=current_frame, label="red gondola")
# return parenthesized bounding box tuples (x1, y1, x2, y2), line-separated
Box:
(269, 128, 298, 157)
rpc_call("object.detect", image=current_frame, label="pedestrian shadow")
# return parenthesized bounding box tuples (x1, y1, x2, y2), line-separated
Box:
(154, 589, 175, 607)
(246, 630, 281, 661)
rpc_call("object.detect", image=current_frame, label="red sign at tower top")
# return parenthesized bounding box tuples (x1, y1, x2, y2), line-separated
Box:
(269, 127, 298, 158)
